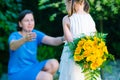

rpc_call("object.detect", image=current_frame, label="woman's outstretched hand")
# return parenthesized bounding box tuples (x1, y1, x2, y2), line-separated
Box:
(25, 32, 36, 41)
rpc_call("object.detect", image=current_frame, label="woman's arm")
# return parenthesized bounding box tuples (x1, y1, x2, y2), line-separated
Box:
(10, 37, 26, 51)
(41, 15, 72, 46)
(10, 32, 36, 50)
(41, 36, 64, 46)
(62, 15, 73, 42)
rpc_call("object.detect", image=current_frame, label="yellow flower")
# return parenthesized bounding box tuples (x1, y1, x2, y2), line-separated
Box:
(74, 47, 81, 55)
(74, 55, 83, 61)
(68, 32, 114, 80)
(94, 36, 100, 42)
(83, 50, 91, 57)
(86, 54, 97, 62)
(77, 38, 86, 47)
(90, 61, 99, 70)
(83, 40, 93, 50)
(103, 46, 108, 54)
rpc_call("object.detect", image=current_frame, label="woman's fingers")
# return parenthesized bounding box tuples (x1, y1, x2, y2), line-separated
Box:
(25, 32, 36, 41)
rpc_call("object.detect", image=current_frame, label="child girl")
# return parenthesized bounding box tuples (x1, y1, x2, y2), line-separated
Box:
(59, 0, 102, 80)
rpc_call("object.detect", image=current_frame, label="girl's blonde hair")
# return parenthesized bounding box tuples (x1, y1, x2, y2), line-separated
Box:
(65, 0, 90, 16)
(84, 0, 90, 13)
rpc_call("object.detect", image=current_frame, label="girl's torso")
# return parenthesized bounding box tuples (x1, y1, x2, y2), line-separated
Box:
(69, 13, 96, 38)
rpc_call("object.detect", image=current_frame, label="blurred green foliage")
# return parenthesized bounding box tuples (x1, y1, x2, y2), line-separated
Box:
(0, 63, 2, 77)
(0, 0, 21, 50)
(0, 0, 22, 74)
(37, 45, 63, 62)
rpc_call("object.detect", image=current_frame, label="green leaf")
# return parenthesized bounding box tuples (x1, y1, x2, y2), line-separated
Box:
(49, 13, 57, 21)
(38, 0, 49, 5)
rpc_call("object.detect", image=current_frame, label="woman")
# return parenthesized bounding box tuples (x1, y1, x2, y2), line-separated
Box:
(8, 9, 64, 80)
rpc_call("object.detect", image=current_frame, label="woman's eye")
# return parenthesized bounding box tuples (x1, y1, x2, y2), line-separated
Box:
(24, 20, 29, 22)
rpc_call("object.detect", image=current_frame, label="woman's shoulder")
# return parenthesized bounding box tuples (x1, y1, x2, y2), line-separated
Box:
(33, 29, 46, 36)
(8, 32, 20, 42)
(33, 29, 43, 33)
(10, 32, 19, 36)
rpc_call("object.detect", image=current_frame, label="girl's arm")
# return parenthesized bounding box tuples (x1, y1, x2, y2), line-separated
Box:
(62, 15, 73, 42)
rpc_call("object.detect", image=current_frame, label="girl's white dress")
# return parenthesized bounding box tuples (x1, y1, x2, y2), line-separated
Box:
(59, 13, 102, 80)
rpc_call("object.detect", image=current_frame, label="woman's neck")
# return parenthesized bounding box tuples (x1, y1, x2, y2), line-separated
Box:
(19, 30, 30, 36)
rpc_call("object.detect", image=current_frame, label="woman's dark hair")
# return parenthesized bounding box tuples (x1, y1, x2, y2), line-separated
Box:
(17, 9, 33, 31)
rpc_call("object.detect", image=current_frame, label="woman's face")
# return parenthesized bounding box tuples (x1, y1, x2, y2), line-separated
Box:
(19, 13, 35, 32)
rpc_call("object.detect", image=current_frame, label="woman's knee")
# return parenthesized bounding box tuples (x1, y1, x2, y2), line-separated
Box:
(50, 59, 59, 69)
(48, 59, 59, 71)
(44, 59, 59, 74)
(36, 71, 53, 80)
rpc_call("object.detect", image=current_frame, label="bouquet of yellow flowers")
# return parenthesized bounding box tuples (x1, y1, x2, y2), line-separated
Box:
(68, 32, 114, 80)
